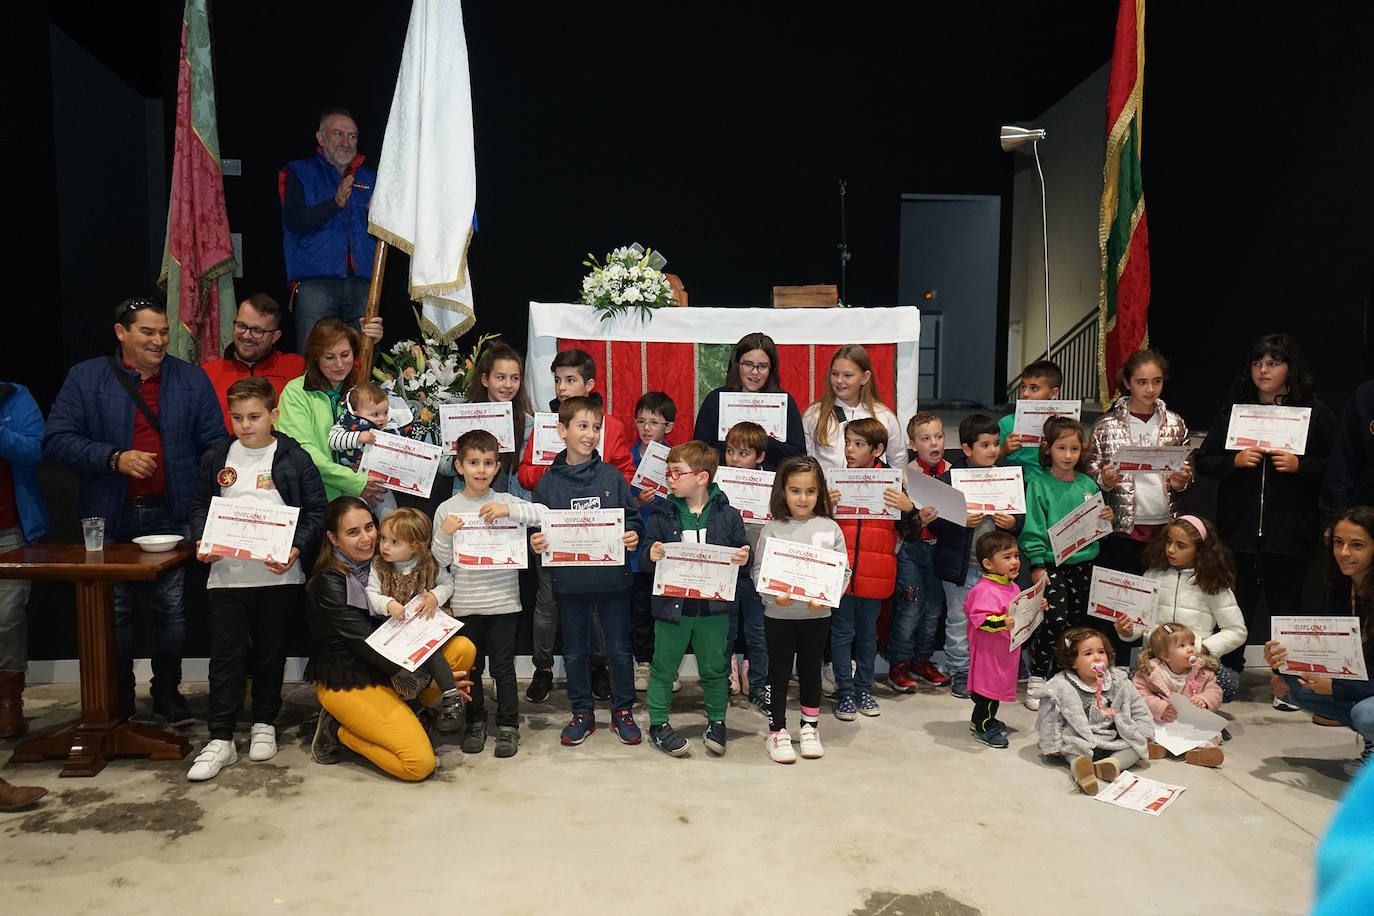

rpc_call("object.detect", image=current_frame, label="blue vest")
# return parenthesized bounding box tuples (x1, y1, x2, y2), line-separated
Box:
(281, 151, 377, 282)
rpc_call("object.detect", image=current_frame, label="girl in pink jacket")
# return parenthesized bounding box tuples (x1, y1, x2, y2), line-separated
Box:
(1132, 623, 1225, 767)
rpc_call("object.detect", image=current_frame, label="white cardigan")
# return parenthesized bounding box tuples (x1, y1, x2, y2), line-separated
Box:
(802, 400, 907, 473)
(1125, 567, 1248, 657)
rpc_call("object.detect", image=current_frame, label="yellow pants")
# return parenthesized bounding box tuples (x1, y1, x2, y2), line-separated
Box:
(316, 636, 476, 781)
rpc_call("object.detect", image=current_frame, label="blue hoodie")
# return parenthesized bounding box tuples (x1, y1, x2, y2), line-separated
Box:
(533, 450, 644, 596)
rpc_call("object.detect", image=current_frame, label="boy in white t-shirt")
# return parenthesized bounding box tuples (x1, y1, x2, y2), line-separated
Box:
(187, 377, 328, 781)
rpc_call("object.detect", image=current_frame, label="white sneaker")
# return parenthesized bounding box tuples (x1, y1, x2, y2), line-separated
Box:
(1024, 675, 1046, 710)
(248, 723, 277, 762)
(187, 738, 237, 781)
(767, 731, 797, 764)
(672, 662, 683, 693)
(821, 663, 837, 697)
(799, 723, 824, 758)
(633, 661, 651, 692)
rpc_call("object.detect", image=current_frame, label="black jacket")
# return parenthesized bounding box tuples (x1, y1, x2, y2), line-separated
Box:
(532, 451, 645, 596)
(642, 488, 749, 623)
(692, 387, 806, 471)
(188, 431, 328, 570)
(929, 457, 1026, 584)
(1321, 379, 1374, 519)
(303, 569, 399, 689)
(1195, 398, 1337, 556)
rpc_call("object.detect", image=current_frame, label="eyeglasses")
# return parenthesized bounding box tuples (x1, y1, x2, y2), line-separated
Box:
(665, 468, 706, 482)
(739, 360, 771, 373)
(634, 418, 666, 428)
(234, 321, 276, 340)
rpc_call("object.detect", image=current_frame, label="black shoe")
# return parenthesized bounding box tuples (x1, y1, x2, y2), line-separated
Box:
(526, 669, 553, 704)
(462, 717, 488, 754)
(649, 722, 690, 757)
(494, 725, 519, 759)
(312, 710, 342, 765)
(591, 665, 611, 701)
(153, 690, 195, 727)
(704, 720, 727, 756)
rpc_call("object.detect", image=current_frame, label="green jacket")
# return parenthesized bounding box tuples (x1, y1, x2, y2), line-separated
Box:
(276, 376, 367, 501)
(1019, 470, 1102, 568)
(998, 412, 1046, 484)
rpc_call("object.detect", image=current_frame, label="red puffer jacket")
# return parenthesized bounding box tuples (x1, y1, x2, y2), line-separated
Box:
(838, 460, 899, 598)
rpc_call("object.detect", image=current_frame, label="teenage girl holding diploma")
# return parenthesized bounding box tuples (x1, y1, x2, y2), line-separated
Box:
(1196, 334, 1338, 685)
(802, 345, 906, 472)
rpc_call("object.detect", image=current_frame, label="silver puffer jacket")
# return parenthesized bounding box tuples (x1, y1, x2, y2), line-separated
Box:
(1088, 396, 1193, 534)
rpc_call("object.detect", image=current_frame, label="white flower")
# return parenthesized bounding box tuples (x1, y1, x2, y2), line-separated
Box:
(624, 285, 642, 303)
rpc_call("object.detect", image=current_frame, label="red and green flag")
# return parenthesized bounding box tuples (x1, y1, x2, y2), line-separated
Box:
(1096, 0, 1149, 408)
(158, 0, 236, 364)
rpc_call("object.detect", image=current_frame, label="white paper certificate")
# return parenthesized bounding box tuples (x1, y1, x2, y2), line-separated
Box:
(715, 467, 775, 522)
(630, 440, 671, 497)
(1047, 493, 1113, 565)
(904, 466, 970, 526)
(1012, 399, 1082, 446)
(950, 466, 1026, 514)
(543, 509, 625, 567)
(1007, 576, 1048, 651)
(439, 401, 515, 453)
(449, 513, 527, 569)
(1094, 771, 1186, 816)
(364, 595, 463, 672)
(1153, 694, 1226, 756)
(830, 467, 902, 520)
(756, 537, 847, 608)
(1087, 566, 1159, 630)
(200, 497, 299, 563)
(359, 432, 443, 495)
(652, 542, 739, 602)
(1110, 446, 1193, 474)
(531, 411, 606, 466)
(1225, 404, 1312, 454)
(1271, 616, 1368, 681)
(717, 392, 789, 441)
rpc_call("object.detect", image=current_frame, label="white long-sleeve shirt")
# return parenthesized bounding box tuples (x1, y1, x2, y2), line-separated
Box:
(802, 400, 907, 473)
(431, 488, 546, 616)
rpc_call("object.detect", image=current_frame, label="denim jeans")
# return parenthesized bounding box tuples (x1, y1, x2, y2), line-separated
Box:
(831, 595, 882, 699)
(939, 565, 981, 678)
(0, 526, 29, 672)
(531, 562, 606, 670)
(726, 575, 768, 693)
(559, 593, 634, 715)
(1283, 674, 1374, 741)
(889, 539, 945, 663)
(293, 277, 369, 349)
(112, 503, 187, 700)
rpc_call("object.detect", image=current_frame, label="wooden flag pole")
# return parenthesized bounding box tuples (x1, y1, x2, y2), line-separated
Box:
(357, 239, 390, 373)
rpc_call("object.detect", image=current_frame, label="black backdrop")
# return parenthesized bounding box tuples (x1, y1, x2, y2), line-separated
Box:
(11, 1, 1374, 663)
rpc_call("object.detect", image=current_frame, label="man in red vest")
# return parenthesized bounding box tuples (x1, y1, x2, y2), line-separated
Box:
(202, 294, 305, 433)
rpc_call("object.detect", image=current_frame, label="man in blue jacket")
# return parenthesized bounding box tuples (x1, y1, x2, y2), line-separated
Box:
(0, 381, 49, 740)
(44, 298, 225, 725)
(279, 109, 377, 348)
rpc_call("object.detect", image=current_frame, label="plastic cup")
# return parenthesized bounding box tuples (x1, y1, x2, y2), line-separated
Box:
(81, 517, 105, 552)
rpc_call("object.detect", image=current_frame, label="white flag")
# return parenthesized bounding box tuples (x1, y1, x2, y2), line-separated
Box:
(369, 0, 477, 340)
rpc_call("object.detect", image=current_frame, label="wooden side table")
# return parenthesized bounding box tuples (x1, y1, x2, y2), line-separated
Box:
(0, 543, 193, 776)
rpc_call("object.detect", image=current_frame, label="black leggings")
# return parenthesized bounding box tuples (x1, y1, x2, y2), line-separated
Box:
(765, 615, 830, 732)
(971, 692, 1000, 731)
(1028, 563, 1095, 679)
(1225, 551, 1311, 672)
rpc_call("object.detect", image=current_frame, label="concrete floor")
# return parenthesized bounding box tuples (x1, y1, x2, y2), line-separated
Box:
(0, 669, 1358, 915)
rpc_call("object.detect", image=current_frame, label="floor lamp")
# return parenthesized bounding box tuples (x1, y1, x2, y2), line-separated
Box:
(1001, 125, 1051, 359)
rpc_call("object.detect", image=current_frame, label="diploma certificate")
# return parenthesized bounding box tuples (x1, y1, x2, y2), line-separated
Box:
(715, 467, 775, 522)
(531, 411, 606, 466)
(1225, 404, 1312, 454)
(440, 401, 515, 453)
(1094, 772, 1186, 816)
(1012, 399, 1081, 447)
(1271, 616, 1368, 681)
(652, 542, 740, 602)
(755, 537, 847, 608)
(364, 595, 463, 672)
(1109, 446, 1193, 474)
(717, 392, 789, 441)
(950, 466, 1026, 514)
(904, 466, 970, 526)
(359, 432, 443, 495)
(543, 509, 625, 567)
(830, 467, 902, 520)
(449, 513, 527, 569)
(1047, 493, 1113, 565)
(200, 497, 299, 563)
(1087, 566, 1159, 630)
(1007, 576, 1048, 651)
(630, 440, 671, 498)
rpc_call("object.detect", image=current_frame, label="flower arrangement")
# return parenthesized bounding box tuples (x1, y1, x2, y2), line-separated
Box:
(581, 245, 676, 322)
(372, 308, 499, 441)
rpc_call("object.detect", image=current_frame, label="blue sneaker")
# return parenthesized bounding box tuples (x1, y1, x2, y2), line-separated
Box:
(650, 722, 690, 756)
(834, 695, 858, 721)
(856, 692, 881, 717)
(560, 713, 597, 746)
(611, 709, 642, 745)
(949, 673, 970, 699)
(971, 724, 1009, 748)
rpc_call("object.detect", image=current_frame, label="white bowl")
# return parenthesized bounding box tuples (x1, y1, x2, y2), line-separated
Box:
(133, 534, 183, 553)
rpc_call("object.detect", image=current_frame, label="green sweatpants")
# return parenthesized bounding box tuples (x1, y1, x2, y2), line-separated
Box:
(648, 614, 730, 725)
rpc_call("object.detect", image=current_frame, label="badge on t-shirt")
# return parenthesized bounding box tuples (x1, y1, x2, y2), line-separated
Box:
(256, 471, 276, 491)
(217, 467, 238, 488)
(571, 496, 601, 510)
